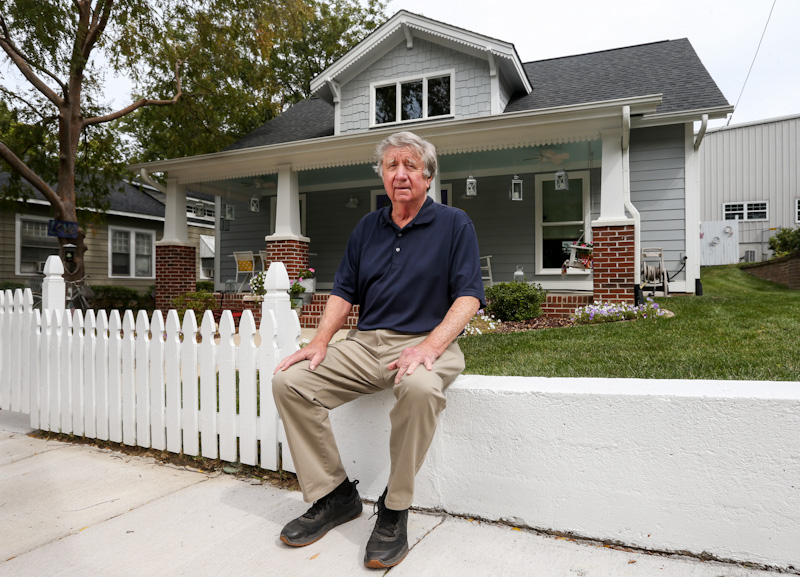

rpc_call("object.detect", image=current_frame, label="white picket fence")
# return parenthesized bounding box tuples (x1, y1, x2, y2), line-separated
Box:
(0, 259, 301, 473)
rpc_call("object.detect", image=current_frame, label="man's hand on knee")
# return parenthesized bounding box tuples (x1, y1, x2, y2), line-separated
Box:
(275, 342, 328, 373)
(387, 343, 440, 384)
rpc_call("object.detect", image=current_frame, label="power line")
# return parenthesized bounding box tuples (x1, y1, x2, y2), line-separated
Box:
(727, 0, 778, 126)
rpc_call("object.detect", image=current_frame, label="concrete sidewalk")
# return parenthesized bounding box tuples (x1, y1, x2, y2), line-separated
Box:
(0, 409, 783, 577)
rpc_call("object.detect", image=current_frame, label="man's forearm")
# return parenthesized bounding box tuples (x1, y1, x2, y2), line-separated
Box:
(422, 296, 481, 356)
(312, 294, 353, 345)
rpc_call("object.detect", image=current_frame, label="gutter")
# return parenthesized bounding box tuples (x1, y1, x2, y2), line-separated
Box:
(621, 105, 641, 285)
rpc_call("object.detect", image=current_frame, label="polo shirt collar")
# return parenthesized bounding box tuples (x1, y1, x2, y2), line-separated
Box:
(379, 196, 436, 230)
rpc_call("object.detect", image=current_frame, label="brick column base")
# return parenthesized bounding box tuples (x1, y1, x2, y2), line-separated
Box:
(266, 239, 309, 280)
(155, 244, 196, 311)
(592, 225, 635, 304)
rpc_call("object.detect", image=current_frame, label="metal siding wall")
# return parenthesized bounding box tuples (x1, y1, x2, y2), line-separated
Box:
(699, 115, 800, 259)
(339, 38, 492, 134)
(629, 125, 687, 279)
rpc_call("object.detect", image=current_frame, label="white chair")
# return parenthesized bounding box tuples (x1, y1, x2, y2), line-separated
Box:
(232, 251, 255, 292)
(480, 255, 493, 287)
(259, 249, 270, 272)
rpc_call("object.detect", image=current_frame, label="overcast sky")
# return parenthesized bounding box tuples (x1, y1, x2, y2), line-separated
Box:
(388, 0, 799, 128)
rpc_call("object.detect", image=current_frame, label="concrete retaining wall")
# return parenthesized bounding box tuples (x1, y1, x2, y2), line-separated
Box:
(328, 375, 800, 570)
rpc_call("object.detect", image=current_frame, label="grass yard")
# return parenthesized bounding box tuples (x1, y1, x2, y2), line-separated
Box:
(460, 265, 800, 381)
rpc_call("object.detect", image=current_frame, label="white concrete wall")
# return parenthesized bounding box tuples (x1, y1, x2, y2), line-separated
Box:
(328, 375, 800, 570)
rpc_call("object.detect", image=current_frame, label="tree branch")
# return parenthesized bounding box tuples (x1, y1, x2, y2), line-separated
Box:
(0, 16, 65, 106)
(0, 86, 48, 119)
(81, 0, 113, 61)
(0, 140, 62, 209)
(82, 61, 184, 128)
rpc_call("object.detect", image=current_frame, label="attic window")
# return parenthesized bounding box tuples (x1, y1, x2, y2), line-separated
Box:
(372, 71, 453, 126)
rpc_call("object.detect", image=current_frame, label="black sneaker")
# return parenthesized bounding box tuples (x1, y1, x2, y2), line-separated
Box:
(364, 489, 409, 569)
(280, 480, 362, 547)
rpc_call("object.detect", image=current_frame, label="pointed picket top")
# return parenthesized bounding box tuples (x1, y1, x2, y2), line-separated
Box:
(239, 309, 256, 346)
(165, 310, 181, 343)
(0, 289, 6, 309)
(33, 308, 42, 332)
(14, 288, 23, 309)
(200, 309, 216, 342)
(181, 309, 198, 338)
(84, 309, 96, 335)
(218, 310, 235, 344)
(96, 309, 109, 335)
(265, 261, 291, 292)
(72, 309, 84, 334)
(150, 310, 165, 343)
(135, 309, 150, 340)
(109, 309, 122, 339)
(122, 309, 136, 337)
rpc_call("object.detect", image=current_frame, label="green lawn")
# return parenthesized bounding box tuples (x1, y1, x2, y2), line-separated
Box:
(460, 265, 800, 381)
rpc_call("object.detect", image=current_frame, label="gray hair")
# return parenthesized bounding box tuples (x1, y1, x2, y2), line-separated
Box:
(374, 131, 438, 179)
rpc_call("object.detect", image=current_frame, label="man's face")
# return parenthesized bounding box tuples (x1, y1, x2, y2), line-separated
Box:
(381, 147, 432, 207)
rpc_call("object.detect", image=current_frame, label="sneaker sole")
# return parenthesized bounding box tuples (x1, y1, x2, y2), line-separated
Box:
(279, 509, 362, 547)
(364, 545, 409, 569)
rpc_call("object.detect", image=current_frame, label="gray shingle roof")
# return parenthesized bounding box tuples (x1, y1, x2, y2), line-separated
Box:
(225, 38, 728, 151)
(224, 97, 334, 151)
(506, 39, 729, 115)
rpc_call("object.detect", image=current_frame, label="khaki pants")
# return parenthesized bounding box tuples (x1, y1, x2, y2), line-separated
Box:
(272, 329, 465, 510)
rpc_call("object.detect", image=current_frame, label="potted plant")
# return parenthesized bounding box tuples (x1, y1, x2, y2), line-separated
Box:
(246, 271, 267, 301)
(288, 280, 306, 315)
(297, 267, 316, 294)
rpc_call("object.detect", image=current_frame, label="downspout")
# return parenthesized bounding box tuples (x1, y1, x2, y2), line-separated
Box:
(139, 168, 167, 194)
(621, 105, 641, 285)
(694, 113, 708, 150)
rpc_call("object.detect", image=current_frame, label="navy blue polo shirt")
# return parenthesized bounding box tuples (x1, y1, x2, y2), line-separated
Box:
(331, 196, 486, 333)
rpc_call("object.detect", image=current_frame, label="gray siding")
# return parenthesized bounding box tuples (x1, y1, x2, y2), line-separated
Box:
(699, 115, 800, 260)
(498, 74, 513, 113)
(340, 38, 492, 134)
(630, 125, 687, 279)
(218, 199, 272, 284)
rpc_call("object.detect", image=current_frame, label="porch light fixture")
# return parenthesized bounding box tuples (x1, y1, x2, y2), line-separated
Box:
(554, 169, 569, 191)
(224, 204, 235, 220)
(220, 216, 230, 231)
(465, 175, 477, 197)
(345, 195, 360, 208)
(510, 175, 523, 201)
(250, 195, 260, 212)
(194, 202, 206, 218)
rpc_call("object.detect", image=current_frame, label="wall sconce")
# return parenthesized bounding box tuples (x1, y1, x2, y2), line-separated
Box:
(194, 202, 206, 217)
(465, 175, 477, 197)
(250, 195, 260, 212)
(224, 204, 235, 220)
(510, 175, 523, 201)
(345, 195, 359, 208)
(554, 169, 569, 191)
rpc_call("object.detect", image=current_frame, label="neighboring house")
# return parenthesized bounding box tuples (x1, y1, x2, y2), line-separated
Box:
(0, 174, 216, 292)
(699, 113, 800, 262)
(131, 10, 732, 313)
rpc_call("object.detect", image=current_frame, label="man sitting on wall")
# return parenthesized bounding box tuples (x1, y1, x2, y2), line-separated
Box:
(272, 131, 485, 568)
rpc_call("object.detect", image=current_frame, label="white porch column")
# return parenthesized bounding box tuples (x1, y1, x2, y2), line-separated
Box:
(161, 177, 189, 243)
(270, 165, 308, 241)
(427, 172, 441, 203)
(594, 128, 633, 226)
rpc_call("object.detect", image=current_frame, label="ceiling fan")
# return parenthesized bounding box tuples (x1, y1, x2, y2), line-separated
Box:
(525, 148, 570, 166)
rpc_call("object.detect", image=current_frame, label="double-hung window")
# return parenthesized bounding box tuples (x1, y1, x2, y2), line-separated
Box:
(795, 198, 800, 223)
(372, 71, 453, 126)
(109, 227, 155, 278)
(535, 171, 591, 274)
(723, 201, 768, 221)
(16, 215, 59, 275)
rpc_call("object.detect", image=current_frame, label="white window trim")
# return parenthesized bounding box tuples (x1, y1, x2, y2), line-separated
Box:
(795, 198, 800, 224)
(15, 213, 59, 277)
(108, 226, 156, 279)
(370, 184, 453, 211)
(369, 70, 455, 128)
(723, 201, 769, 222)
(534, 171, 591, 276)
(269, 194, 306, 236)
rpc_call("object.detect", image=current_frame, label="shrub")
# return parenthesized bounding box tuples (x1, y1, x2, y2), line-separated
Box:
(485, 282, 547, 322)
(170, 290, 219, 323)
(768, 226, 800, 258)
(571, 298, 667, 325)
(0, 281, 26, 291)
(196, 281, 215, 292)
(91, 285, 146, 312)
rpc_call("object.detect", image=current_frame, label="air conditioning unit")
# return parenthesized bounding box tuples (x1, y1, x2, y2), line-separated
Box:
(37, 261, 47, 273)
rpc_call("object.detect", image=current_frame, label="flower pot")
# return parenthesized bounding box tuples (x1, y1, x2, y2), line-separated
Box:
(298, 278, 316, 294)
(291, 297, 304, 316)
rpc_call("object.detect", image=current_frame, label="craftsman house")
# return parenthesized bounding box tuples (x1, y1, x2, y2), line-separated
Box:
(131, 10, 731, 317)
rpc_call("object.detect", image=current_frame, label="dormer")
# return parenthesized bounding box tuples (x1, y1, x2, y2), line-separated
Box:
(310, 10, 531, 135)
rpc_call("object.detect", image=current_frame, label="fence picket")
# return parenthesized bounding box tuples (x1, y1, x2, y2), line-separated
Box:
(108, 311, 123, 443)
(48, 311, 62, 433)
(150, 311, 166, 451)
(165, 311, 182, 454)
(258, 309, 280, 471)
(238, 311, 258, 466)
(218, 311, 237, 463)
(0, 291, 9, 410)
(135, 312, 151, 448)
(199, 311, 218, 459)
(59, 312, 73, 435)
(83, 311, 97, 439)
(95, 311, 110, 441)
(71, 311, 84, 437)
(180, 311, 199, 456)
(39, 310, 52, 431)
(29, 309, 41, 430)
(20, 290, 34, 415)
(11, 290, 24, 412)
(121, 311, 136, 446)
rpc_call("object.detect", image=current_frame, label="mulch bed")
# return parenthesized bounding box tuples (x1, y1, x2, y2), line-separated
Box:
(493, 316, 575, 333)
